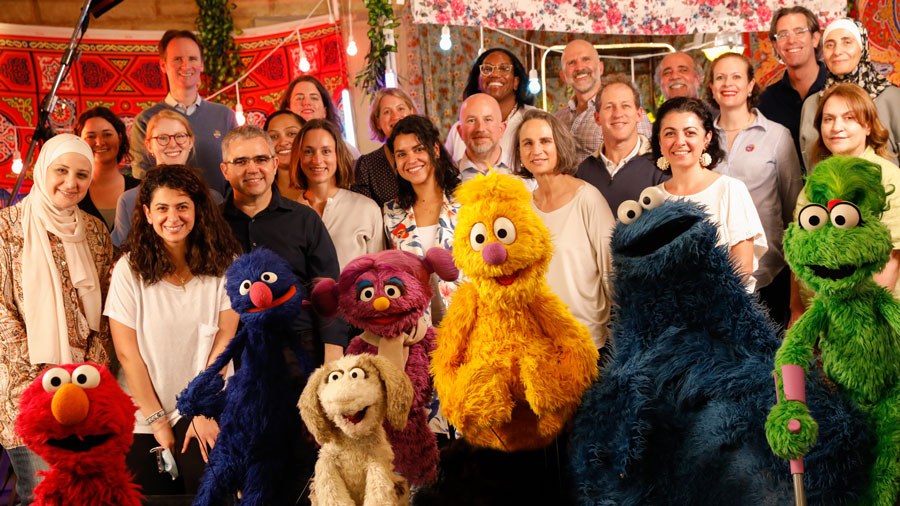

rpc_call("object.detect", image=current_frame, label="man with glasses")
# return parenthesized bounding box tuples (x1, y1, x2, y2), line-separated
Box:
(556, 40, 651, 164)
(758, 6, 826, 169)
(130, 30, 237, 195)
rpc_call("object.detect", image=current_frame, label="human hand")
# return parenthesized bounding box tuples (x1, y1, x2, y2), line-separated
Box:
(183, 416, 220, 462)
(152, 420, 176, 454)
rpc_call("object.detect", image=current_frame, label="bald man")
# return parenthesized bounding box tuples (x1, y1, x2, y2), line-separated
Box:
(556, 39, 651, 164)
(655, 52, 704, 100)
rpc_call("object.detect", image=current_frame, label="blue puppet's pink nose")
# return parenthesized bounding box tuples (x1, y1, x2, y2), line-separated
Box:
(249, 281, 273, 308)
(482, 242, 508, 265)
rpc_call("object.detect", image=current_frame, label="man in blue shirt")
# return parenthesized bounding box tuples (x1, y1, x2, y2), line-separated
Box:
(758, 6, 827, 173)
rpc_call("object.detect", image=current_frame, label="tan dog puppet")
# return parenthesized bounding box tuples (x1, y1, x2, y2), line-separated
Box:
(299, 354, 414, 506)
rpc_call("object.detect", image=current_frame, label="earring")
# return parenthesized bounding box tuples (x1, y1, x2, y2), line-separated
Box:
(656, 156, 670, 171)
(699, 152, 712, 168)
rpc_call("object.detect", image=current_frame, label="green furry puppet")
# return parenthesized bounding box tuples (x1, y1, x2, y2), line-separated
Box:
(767, 155, 900, 505)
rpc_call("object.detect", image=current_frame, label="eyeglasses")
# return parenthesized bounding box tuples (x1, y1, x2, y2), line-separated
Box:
(226, 155, 275, 168)
(773, 27, 810, 41)
(150, 133, 191, 146)
(479, 63, 514, 76)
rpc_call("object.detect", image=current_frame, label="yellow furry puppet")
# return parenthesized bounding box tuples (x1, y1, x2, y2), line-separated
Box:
(433, 173, 599, 451)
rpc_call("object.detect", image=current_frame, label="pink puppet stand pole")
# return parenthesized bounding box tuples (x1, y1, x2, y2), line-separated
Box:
(775, 364, 808, 506)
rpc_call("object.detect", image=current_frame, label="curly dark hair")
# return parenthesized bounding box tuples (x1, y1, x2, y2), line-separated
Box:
(127, 165, 240, 284)
(386, 115, 460, 209)
(651, 97, 726, 171)
(74, 107, 131, 164)
(279, 76, 343, 132)
(462, 48, 535, 106)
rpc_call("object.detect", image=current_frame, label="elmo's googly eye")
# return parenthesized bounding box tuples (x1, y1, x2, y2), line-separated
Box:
(470, 223, 487, 251)
(349, 367, 366, 379)
(617, 200, 642, 225)
(327, 371, 343, 382)
(239, 280, 252, 295)
(71, 364, 101, 389)
(830, 202, 861, 229)
(798, 204, 828, 231)
(260, 272, 278, 284)
(493, 217, 517, 245)
(639, 187, 666, 210)
(42, 368, 71, 393)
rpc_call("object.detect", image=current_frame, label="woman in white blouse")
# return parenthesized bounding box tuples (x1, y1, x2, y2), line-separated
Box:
(290, 119, 385, 269)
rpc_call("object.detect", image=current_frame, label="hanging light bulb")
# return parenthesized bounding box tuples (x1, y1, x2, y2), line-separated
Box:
(385, 69, 397, 88)
(439, 26, 452, 51)
(299, 49, 311, 73)
(527, 68, 541, 94)
(347, 36, 358, 56)
(234, 86, 246, 126)
(11, 149, 23, 175)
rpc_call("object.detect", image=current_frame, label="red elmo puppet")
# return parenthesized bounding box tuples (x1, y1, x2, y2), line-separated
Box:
(15, 362, 141, 506)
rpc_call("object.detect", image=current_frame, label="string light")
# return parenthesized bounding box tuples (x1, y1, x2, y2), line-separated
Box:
(11, 150, 23, 175)
(478, 27, 485, 55)
(234, 84, 246, 126)
(439, 25, 452, 51)
(346, 0, 358, 55)
(297, 29, 311, 73)
(527, 45, 541, 94)
(384, 26, 397, 87)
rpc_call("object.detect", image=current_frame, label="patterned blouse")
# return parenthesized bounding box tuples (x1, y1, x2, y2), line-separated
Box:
(0, 203, 114, 448)
(383, 194, 462, 316)
(351, 147, 399, 209)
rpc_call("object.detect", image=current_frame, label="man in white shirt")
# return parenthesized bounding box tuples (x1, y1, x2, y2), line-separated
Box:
(130, 30, 237, 194)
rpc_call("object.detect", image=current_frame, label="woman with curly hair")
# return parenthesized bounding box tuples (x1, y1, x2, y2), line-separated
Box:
(75, 106, 139, 232)
(384, 114, 461, 325)
(104, 165, 241, 498)
(651, 97, 766, 291)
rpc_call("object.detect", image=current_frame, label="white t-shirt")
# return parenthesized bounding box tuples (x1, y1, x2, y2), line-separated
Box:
(104, 255, 231, 433)
(321, 189, 385, 269)
(657, 175, 768, 292)
(532, 183, 615, 349)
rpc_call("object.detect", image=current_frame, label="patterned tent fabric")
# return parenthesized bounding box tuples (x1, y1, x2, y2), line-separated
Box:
(410, 0, 846, 35)
(403, 3, 899, 144)
(0, 20, 348, 191)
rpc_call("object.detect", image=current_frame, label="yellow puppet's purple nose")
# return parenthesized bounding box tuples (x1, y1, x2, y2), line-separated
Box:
(373, 296, 391, 311)
(51, 383, 89, 426)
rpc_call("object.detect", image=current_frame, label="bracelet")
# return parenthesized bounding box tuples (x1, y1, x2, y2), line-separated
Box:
(145, 409, 166, 425)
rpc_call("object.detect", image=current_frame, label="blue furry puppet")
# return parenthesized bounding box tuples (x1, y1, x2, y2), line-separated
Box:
(567, 188, 872, 506)
(177, 248, 314, 505)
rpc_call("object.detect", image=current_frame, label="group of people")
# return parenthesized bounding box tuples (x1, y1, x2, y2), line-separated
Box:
(1, 5, 899, 504)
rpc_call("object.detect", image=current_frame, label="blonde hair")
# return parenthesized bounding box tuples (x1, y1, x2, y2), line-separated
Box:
(145, 110, 194, 143)
(369, 88, 418, 142)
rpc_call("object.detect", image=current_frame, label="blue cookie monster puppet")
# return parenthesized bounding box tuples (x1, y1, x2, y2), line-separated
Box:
(177, 248, 315, 506)
(568, 189, 872, 505)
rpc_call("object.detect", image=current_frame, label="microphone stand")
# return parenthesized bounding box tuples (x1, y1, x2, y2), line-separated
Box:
(7, 0, 93, 206)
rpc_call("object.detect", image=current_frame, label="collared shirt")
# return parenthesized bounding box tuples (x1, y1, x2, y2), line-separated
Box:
(445, 104, 537, 165)
(555, 96, 653, 165)
(597, 135, 642, 179)
(712, 109, 803, 290)
(758, 61, 828, 171)
(222, 187, 348, 347)
(164, 93, 203, 116)
(458, 150, 538, 191)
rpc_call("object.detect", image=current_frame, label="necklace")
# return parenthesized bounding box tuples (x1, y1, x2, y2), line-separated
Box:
(172, 267, 191, 291)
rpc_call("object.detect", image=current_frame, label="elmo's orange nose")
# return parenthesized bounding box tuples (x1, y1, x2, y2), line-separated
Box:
(51, 383, 89, 426)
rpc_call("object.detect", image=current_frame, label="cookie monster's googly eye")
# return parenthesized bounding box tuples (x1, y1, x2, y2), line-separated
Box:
(617, 200, 643, 225)
(638, 187, 666, 210)
(327, 371, 343, 383)
(239, 280, 252, 295)
(830, 202, 861, 229)
(493, 217, 516, 245)
(798, 204, 828, 230)
(71, 364, 101, 389)
(260, 272, 278, 284)
(349, 367, 366, 379)
(42, 368, 71, 393)
(470, 222, 488, 251)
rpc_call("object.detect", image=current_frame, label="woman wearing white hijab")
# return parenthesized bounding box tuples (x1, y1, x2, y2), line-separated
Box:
(0, 134, 114, 505)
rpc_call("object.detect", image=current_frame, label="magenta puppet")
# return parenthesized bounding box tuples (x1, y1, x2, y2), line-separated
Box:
(310, 248, 458, 486)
